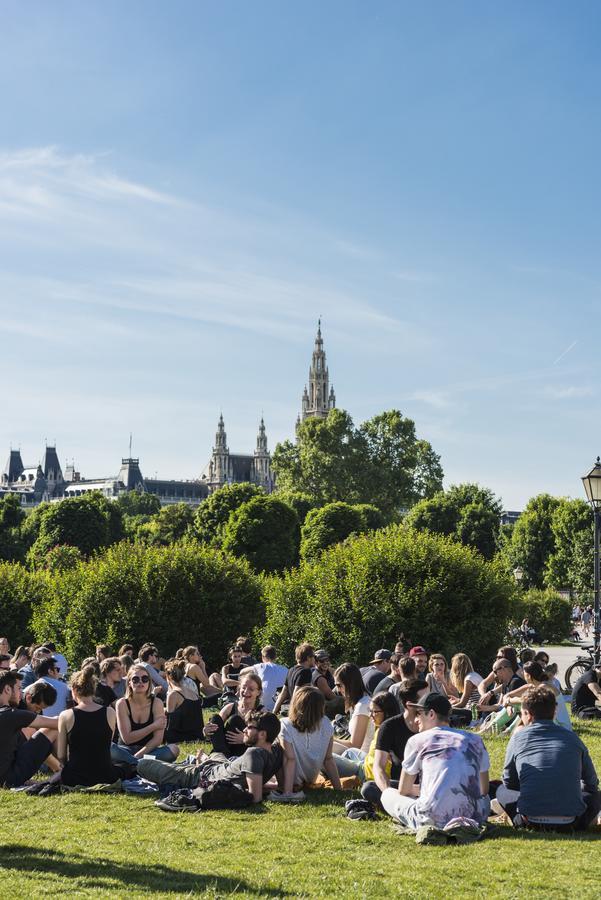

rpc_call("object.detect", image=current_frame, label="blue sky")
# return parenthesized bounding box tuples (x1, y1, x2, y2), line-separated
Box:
(1, 2, 600, 507)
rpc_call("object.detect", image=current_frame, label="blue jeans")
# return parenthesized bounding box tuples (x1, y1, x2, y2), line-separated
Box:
(110, 744, 177, 768)
(333, 747, 366, 779)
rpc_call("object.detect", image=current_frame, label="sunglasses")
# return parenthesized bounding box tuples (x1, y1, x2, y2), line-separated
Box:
(131, 675, 150, 684)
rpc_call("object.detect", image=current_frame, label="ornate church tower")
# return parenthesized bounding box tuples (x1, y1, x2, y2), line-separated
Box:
(207, 414, 230, 491)
(300, 319, 336, 425)
(252, 417, 274, 492)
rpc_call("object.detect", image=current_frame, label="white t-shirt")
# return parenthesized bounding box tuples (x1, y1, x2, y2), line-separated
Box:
(464, 671, 483, 704)
(280, 716, 334, 784)
(51, 653, 69, 678)
(35, 676, 71, 716)
(253, 662, 288, 712)
(350, 694, 374, 754)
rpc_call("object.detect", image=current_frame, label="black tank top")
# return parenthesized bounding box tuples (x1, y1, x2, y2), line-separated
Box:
(165, 691, 204, 742)
(118, 699, 154, 751)
(61, 707, 121, 787)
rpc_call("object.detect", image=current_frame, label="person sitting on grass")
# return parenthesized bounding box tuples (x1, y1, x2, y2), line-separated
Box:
(57, 665, 122, 787)
(449, 653, 483, 708)
(361, 679, 429, 808)
(361, 649, 392, 695)
(372, 653, 403, 701)
(164, 659, 204, 744)
(380, 692, 490, 830)
(137, 645, 168, 698)
(273, 643, 316, 715)
(331, 663, 374, 777)
(571, 662, 601, 720)
(477, 657, 525, 716)
(479, 646, 522, 698)
(502, 661, 571, 730)
(138, 710, 283, 803)
(111, 664, 178, 769)
(311, 650, 343, 717)
(118, 644, 135, 658)
(19, 681, 62, 775)
(18, 646, 52, 689)
(95, 657, 125, 707)
(34, 657, 71, 716)
(181, 646, 222, 702)
(425, 654, 460, 701)
(235, 635, 258, 667)
(492, 685, 601, 831)
(219, 646, 246, 693)
(408, 647, 429, 682)
(0, 670, 59, 788)
(270, 685, 341, 802)
(250, 645, 288, 713)
(42, 642, 69, 678)
(204, 673, 264, 757)
(10, 645, 30, 672)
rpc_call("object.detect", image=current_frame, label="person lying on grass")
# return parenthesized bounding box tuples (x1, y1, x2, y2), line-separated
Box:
(138, 710, 283, 803)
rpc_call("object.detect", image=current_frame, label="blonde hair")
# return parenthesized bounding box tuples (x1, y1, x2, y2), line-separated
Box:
(70, 664, 98, 699)
(450, 653, 474, 693)
(240, 672, 262, 707)
(125, 664, 153, 700)
(428, 654, 449, 676)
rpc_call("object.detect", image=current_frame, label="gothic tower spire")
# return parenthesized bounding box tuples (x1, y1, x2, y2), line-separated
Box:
(299, 319, 336, 424)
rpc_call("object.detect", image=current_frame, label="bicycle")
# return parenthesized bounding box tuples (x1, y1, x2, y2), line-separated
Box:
(565, 645, 596, 692)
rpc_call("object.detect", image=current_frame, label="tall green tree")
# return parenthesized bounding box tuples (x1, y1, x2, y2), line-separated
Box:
(404, 483, 502, 560)
(136, 502, 195, 546)
(116, 491, 162, 517)
(508, 493, 560, 588)
(222, 495, 299, 573)
(28, 492, 124, 565)
(545, 498, 593, 595)
(272, 408, 442, 517)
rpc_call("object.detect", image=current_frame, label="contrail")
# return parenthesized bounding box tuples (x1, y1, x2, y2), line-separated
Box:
(553, 339, 578, 366)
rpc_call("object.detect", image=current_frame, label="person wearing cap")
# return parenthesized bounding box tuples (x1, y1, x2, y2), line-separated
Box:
(0, 670, 60, 787)
(361, 650, 392, 696)
(408, 647, 428, 682)
(312, 650, 344, 718)
(380, 692, 490, 830)
(571, 664, 601, 719)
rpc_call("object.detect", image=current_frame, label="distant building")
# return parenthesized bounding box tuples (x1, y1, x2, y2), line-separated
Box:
(1, 321, 335, 508)
(501, 510, 522, 526)
(201, 415, 274, 494)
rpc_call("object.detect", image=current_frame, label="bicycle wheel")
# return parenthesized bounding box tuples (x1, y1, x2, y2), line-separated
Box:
(565, 660, 592, 692)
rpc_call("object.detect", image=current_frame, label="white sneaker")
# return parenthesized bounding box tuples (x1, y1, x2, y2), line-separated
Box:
(490, 798, 505, 816)
(267, 790, 306, 803)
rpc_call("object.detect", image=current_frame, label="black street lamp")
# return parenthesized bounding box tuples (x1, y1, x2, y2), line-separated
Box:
(581, 457, 601, 665)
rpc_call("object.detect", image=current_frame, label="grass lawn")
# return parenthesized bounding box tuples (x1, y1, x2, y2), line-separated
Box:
(2, 722, 601, 899)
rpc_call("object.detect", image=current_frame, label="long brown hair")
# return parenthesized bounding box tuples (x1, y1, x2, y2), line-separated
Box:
(288, 685, 325, 733)
(450, 653, 474, 693)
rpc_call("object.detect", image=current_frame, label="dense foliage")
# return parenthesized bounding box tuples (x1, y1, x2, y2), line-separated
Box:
(28, 493, 124, 566)
(259, 525, 514, 668)
(193, 483, 264, 546)
(222, 495, 300, 573)
(0, 562, 47, 646)
(514, 587, 572, 643)
(31, 541, 264, 669)
(300, 501, 366, 561)
(404, 483, 502, 560)
(272, 408, 443, 517)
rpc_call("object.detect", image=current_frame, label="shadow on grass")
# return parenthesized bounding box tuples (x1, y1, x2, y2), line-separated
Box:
(0, 844, 289, 895)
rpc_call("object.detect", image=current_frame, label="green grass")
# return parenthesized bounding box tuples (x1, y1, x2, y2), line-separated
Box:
(2, 723, 601, 899)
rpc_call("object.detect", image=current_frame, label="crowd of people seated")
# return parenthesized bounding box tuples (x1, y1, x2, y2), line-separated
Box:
(0, 632, 600, 833)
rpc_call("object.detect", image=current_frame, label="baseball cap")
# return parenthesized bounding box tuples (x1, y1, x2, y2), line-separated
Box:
(406, 692, 451, 717)
(368, 649, 392, 665)
(314, 650, 330, 662)
(409, 646, 427, 657)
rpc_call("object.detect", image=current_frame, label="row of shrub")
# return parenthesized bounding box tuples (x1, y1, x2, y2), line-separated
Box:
(0, 526, 572, 669)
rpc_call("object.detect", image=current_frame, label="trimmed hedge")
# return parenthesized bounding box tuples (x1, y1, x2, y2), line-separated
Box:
(0, 562, 49, 647)
(259, 525, 514, 668)
(31, 541, 264, 669)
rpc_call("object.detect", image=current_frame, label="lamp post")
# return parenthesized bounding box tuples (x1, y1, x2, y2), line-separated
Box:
(513, 565, 524, 586)
(581, 457, 601, 665)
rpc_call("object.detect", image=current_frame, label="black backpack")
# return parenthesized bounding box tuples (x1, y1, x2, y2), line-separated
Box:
(192, 779, 254, 810)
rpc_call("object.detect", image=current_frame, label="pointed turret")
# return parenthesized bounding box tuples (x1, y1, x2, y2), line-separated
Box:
(2, 449, 24, 484)
(253, 417, 273, 492)
(41, 445, 64, 489)
(299, 320, 335, 424)
(207, 413, 230, 490)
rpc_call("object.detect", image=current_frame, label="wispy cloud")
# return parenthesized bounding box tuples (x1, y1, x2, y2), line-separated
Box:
(545, 385, 594, 400)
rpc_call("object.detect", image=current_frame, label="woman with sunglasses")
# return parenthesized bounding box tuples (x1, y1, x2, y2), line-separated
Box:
(111, 664, 179, 769)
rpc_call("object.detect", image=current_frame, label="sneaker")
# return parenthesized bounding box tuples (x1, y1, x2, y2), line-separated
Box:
(154, 790, 200, 812)
(267, 790, 306, 803)
(490, 798, 505, 817)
